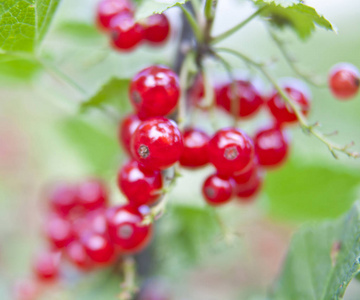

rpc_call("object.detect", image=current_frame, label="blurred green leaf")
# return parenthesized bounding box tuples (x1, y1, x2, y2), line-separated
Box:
(264, 159, 360, 222)
(255, 1, 334, 39)
(254, 0, 300, 7)
(59, 117, 119, 175)
(0, 0, 61, 53)
(55, 21, 103, 41)
(0, 56, 40, 81)
(271, 202, 360, 300)
(135, 0, 188, 20)
(81, 78, 131, 113)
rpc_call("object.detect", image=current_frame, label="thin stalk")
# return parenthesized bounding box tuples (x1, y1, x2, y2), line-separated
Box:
(215, 47, 360, 159)
(178, 4, 203, 42)
(212, 8, 264, 44)
(204, 0, 215, 20)
(118, 256, 138, 300)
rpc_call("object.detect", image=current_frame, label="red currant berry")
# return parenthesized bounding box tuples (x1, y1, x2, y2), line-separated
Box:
(216, 80, 263, 118)
(235, 170, 263, 201)
(202, 174, 234, 206)
(65, 241, 93, 271)
(254, 126, 289, 168)
(129, 65, 180, 119)
(142, 14, 170, 44)
(179, 128, 210, 168)
(110, 13, 143, 51)
(267, 79, 311, 124)
(329, 63, 360, 100)
(207, 128, 255, 176)
(118, 160, 163, 207)
(13, 279, 39, 300)
(33, 250, 61, 282)
(73, 209, 108, 239)
(106, 205, 153, 253)
(131, 117, 184, 170)
(47, 183, 78, 217)
(45, 214, 74, 249)
(118, 114, 141, 156)
(232, 160, 258, 184)
(77, 179, 107, 211)
(97, 0, 134, 30)
(188, 74, 206, 107)
(81, 232, 115, 265)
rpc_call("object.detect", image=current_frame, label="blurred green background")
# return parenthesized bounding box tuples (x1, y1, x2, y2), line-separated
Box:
(0, 0, 360, 299)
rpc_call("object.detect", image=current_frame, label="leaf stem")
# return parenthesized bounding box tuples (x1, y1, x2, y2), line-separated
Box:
(118, 256, 138, 300)
(204, 0, 215, 20)
(268, 29, 327, 88)
(215, 47, 360, 159)
(178, 4, 203, 42)
(211, 8, 264, 44)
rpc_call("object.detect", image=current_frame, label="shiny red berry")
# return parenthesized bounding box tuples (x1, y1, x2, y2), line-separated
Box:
(106, 205, 153, 253)
(179, 128, 210, 168)
(81, 232, 115, 265)
(119, 114, 141, 155)
(235, 170, 263, 201)
(329, 63, 360, 100)
(267, 79, 311, 124)
(142, 14, 170, 44)
(118, 160, 163, 207)
(45, 214, 74, 249)
(254, 127, 289, 168)
(232, 160, 258, 184)
(13, 279, 39, 300)
(216, 80, 263, 118)
(97, 0, 134, 30)
(77, 179, 107, 211)
(65, 241, 93, 271)
(73, 208, 108, 239)
(202, 174, 234, 206)
(129, 65, 180, 119)
(131, 117, 184, 170)
(33, 250, 61, 282)
(47, 183, 78, 216)
(207, 128, 255, 176)
(110, 13, 143, 51)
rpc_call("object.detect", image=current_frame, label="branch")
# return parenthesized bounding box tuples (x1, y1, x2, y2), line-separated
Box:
(118, 256, 138, 300)
(214, 47, 360, 159)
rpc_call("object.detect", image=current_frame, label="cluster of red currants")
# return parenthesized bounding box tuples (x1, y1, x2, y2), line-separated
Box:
(14, 179, 153, 300)
(96, 0, 171, 51)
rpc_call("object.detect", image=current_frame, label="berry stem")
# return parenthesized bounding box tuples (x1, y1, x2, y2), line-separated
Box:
(268, 29, 327, 88)
(178, 4, 203, 42)
(215, 47, 360, 159)
(118, 256, 138, 300)
(211, 7, 265, 44)
(209, 207, 240, 245)
(202, 68, 218, 130)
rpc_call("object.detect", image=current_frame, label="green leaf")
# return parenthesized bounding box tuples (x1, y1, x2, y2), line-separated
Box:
(80, 78, 131, 113)
(255, 1, 334, 39)
(271, 202, 360, 300)
(55, 21, 103, 41)
(0, 55, 40, 81)
(255, 0, 300, 7)
(58, 117, 119, 175)
(0, 0, 61, 53)
(264, 159, 360, 222)
(136, 0, 188, 20)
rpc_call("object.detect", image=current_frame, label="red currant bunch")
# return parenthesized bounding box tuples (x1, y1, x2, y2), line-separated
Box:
(96, 0, 171, 52)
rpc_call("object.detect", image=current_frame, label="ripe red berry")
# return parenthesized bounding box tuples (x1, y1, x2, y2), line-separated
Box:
(65, 241, 93, 271)
(235, 170, 263, 201)
(119, 114, 141, 155)
(47, 183, 78, 217)
(110, 13, 143, 51)
(106, 205, 153, 253)
(131, 117, 184, 170)
(13, 279, 39, 300)
(267, 79, 311, 124)
(207, 128, 255, 176)
(33, 250, 61, 282)
(142, 14, 170, 44)
(202, 174, 234, 206)
(73, 209, 108, 239)
(81, 232, 115, 265)
(118, 160, 163, 207)
(129, 65, 180, 119)
(254, 127, 289, 168)
(97, 0, 134, 30)
(216, 80, 263, 118)
(329, 63, 360, 100)
(45, 214, 74, 249)
(77, 179, 107, 211)
(232, 160, 257, 184)
(179, 128, 210, 168)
